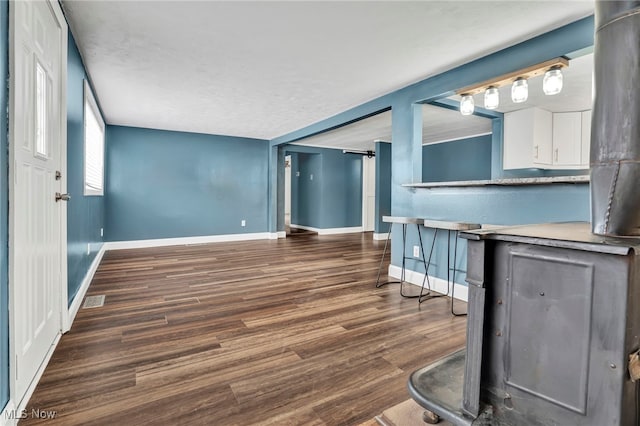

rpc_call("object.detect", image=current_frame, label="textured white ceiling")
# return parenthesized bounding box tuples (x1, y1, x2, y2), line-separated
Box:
(61, 1, 594, 140)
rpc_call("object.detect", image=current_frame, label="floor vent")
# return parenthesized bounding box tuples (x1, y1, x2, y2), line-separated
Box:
(83, 295, 105, 309)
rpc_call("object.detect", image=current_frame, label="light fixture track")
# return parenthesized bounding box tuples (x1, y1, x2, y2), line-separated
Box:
(455, 57, 569, 96)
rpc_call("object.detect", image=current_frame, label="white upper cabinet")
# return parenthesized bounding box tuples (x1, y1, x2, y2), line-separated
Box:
(503, 107, 552, 169)
(503, 107, 591, 170)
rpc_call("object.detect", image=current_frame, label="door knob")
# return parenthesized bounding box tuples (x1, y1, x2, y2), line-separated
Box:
(55, 192, 71, 202)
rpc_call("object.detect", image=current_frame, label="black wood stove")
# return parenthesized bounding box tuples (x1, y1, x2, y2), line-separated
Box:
(409, 223, 640, 425)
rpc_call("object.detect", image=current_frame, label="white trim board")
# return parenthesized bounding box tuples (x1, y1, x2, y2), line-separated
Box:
(388, 264, 468, 302)
(289, 224, 363, 235)
(104, 232, 274, 250)
(373, 232, 390, 241)
(64, 245, 106, 332)
(1, 399, 17, 426)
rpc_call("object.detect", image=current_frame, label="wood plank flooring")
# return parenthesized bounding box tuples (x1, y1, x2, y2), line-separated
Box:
(23, 232, 466, 425)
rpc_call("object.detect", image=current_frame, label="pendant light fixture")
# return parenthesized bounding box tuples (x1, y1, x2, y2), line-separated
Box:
(454, 57, 569, 115)
(484, 86, 499, 109)
(511, 78, 529, 103)
(543, 66, 563, 95)
(460, 94, 474, 116)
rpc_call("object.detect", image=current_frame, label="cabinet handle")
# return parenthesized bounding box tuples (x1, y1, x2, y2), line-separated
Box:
(554, 148, 559, 162)
(534, 145, 539, 159)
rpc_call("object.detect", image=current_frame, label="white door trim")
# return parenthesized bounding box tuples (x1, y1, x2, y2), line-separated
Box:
(8, 0, 68, 411)
(361, 156, 375, 233)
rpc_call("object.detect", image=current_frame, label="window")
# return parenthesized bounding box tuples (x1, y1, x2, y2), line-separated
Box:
(84, 80, 105, 196)
(35, 62, 49, 157)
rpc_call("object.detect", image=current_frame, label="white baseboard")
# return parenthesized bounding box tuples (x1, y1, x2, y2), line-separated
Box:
(289, 224, 364, 235)
(104, 232, 273, 250)
(1, 399, 17, 426)
(372, 232, 390, 241)
(15, 333, 61, 416)
(64, 245, 106, 332)
(388, 264, 468, 302)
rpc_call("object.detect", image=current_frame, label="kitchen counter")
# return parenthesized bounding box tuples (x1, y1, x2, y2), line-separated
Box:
(403, 175, 589, 189)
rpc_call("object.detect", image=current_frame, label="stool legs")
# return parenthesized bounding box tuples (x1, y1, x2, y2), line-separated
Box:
(375, 222, 426, 299)
(419, 228, 468, 315)
(375, 224, 394, 288)
(419, 228, 443, 303)
(399, 224, 421, 299)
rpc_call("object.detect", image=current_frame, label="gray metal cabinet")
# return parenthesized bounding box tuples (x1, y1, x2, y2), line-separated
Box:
(463, 223, 640, 425)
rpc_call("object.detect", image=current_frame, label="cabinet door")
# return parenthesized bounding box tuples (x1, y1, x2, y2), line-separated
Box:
(504, 108, 552, 169)
(504, 109, 535, 169)
(553, 112, 582, 166)
(581, 110, 591, 167)
(532, 108, 553, 167)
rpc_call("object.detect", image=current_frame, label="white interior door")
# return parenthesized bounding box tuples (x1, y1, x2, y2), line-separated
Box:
(362, 156, 376, 232)
(9, 0, 67, 407)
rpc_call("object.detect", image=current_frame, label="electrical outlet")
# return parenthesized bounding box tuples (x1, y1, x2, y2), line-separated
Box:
(87, 243, 91, 255)
(296, 171, 300, 177)
(241, 220, 246, 227)
(100, 228, 104, 237)
(310, 174, 313, 180)
(413, 245, 420, 258)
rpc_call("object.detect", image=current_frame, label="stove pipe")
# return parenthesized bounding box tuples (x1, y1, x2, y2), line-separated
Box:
(591, 1, 640, 236)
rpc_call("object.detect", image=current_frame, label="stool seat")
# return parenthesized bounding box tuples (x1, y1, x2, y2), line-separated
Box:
(383, 216, 424, 225)
(423, 220, 481, 231)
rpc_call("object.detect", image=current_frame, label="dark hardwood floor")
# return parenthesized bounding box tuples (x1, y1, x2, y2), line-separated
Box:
(24, 232, 466, 425)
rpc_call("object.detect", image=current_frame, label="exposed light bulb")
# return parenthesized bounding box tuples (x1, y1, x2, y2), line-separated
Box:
(484, 87, 499, 110)
(543, 67, 563, 95)
(460, 94, 474, 116)
(511, 78, 528, 103)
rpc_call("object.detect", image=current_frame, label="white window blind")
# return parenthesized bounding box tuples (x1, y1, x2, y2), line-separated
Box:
(84, 80, 105, 196)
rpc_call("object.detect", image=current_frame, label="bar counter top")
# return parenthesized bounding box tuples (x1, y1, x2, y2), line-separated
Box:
(403, 175, 589, 189)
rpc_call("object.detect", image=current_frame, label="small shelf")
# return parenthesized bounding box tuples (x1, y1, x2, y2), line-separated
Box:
(404, 175, 589, 189)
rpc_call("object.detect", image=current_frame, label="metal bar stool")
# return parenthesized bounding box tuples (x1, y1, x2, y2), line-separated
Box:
(375, 216, 429, 298)
(420, 220, 481, 316)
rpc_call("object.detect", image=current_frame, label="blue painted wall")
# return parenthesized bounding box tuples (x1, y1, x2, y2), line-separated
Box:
(375, 141, 391, 234)
(271, 17, 595, 286)
(0, 0, 8, 413)
(285, 145, 362, 229)
(105, 126, 269, 241)
(67, 32, 105, 305)
(387, 17, 593, 284)
(422, 135, 492, 182)
(399, 183, 590, 285)
(290, 152, 322, 227)
(288, 152, 299, 224)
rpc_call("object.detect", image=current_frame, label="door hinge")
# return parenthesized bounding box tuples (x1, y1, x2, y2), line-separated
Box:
(15, 355, 18, 380)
